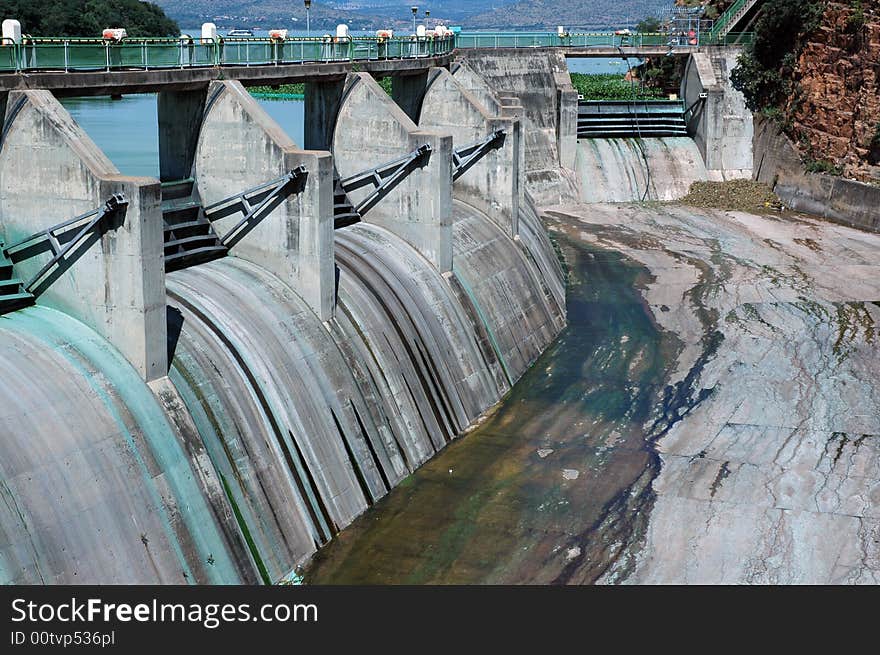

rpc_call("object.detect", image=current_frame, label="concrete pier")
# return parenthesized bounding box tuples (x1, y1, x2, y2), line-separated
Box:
(455, 50, 579, 205)
(333, 72, 454, 273)
(158, 88, 208, 183)
(194, 81, 335, 320)
(681, 51, 754, 180)
(421, 67, 521, 237)
(0, 90, 166, 381)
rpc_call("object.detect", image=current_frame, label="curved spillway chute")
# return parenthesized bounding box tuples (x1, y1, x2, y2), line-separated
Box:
(0, 306, 246, 584)
(166, 258, 385, 581)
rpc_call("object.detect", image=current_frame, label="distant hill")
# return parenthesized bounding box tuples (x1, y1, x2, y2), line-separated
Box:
(152, 0, 672, 31)
(467, 0, 673, 30)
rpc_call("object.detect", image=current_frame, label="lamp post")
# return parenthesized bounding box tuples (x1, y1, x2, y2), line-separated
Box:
(411, 6, 418, 34)
(425, 10, 430, 27)
(304, 0, 311, 37)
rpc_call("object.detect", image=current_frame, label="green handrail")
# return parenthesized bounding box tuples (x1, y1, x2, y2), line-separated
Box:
(708, 0, 751, 40)
(2, 34, 456, 72)
(0, 30, 759, 74)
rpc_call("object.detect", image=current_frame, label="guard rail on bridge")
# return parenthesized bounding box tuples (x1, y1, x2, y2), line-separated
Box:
(0, 31, 754, 75)
(0, 34, 455, 73)
(707, 0, 762, 41)
(453, 31, 754, 49)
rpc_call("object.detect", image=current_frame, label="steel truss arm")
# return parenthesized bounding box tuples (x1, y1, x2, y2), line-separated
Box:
(3, 194, 128, 293)
(452, 130, 506, 181)
(340, 144, 432, 217)
(204, 167, 308, 247)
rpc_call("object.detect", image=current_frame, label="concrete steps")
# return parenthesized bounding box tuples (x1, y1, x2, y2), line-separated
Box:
(333, 175, 361, 229)
(161, 180, 228, 272)
(577, 100, 688, 139)
(0, 244, 34, 314)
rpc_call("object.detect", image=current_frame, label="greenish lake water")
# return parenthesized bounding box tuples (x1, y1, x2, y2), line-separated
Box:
(60, 94, 306, 178)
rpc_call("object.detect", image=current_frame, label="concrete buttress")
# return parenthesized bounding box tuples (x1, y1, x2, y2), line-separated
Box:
(194, 80, 335, 320)
(0, 90, 167, 382)
(332, 72, 454, 273)
(420, 67, 521, 238)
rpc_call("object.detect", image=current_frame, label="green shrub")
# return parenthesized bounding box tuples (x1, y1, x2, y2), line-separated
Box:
(730, 0, 824, 112)
(846, 0, 866, 33)
(249, 83, 305, 97)
(804, 159, 844, 175)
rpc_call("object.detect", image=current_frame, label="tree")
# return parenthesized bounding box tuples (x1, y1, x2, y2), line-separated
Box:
(636, 16, 662, 33)
(0, 0, 179, 37)
(730, 0, 824, 112)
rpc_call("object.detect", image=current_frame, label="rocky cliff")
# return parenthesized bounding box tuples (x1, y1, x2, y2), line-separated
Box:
(787, 1, 880, 182)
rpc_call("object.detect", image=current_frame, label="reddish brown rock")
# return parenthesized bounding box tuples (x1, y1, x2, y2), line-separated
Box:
(787, 1, 880, 181)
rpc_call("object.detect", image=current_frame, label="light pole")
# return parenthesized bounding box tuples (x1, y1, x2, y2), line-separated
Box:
(425, 10, 430, 27)
(411, 6, 418, 34)
(304, 0, 311, 37)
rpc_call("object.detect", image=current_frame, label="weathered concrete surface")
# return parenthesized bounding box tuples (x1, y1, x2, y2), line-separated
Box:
(333, 72, 453, 273)
(0, 306, 246, 584)
(421, 67, 521, 236)
(451, 200, 565, 382)
(161, 199, 565, 576)
(575, 137, 708, 202)
(195, 80, 335, 320)
(754, 117, 880, 233)
(457, 50, 579, 205)
(0, 55, 453, 97)
(545, 202, 880, 584)
(449, 60, 505, 117)
(0, 90, 166, 381)
(681, 51, 753, 180)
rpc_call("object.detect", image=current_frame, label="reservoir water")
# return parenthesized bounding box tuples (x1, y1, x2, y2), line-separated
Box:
(61, 94, 306, 178)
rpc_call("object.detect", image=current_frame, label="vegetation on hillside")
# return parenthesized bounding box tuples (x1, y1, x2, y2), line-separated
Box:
(0, 0, 179, 37)
(729, 0, 825, 113)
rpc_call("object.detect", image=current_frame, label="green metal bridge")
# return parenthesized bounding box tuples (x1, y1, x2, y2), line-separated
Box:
(0, 30, 753, 75)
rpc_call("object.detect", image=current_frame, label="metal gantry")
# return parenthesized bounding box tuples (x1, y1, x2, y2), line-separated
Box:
(204, 168, 308, 248)
(162, 170, 308, 272)
(452, 130, 506, 181)
(338, 144, 432, 219)
(0, 194, 128, 313)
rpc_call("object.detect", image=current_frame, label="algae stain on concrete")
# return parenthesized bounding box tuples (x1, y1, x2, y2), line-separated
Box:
(304, 231, 684, 584)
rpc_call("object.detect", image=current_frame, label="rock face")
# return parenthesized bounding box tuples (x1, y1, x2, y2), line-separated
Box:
(787, 1, 880, 181)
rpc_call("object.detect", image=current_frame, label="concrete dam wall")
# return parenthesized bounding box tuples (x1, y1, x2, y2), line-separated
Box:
(575, 137, 708, 203)
(0, 57, 566, 583)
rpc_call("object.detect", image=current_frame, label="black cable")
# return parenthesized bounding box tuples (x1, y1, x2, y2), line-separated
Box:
(618, 45, 652, 202)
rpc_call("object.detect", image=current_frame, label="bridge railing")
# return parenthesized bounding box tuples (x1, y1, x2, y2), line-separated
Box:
(1, 34, 455, 73)
(707, 0, 749, 41)
(454, 31, 672, 49)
